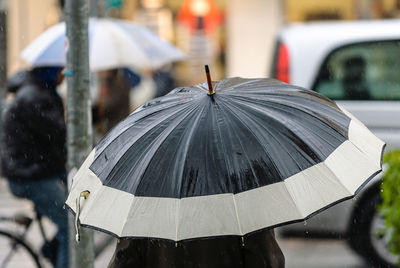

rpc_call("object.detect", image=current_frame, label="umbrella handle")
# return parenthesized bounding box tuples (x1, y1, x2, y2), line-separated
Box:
(75, 190, 90, 243)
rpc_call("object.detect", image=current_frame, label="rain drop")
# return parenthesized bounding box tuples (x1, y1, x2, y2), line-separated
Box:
(304, 220, 307, 226)
(380, 189, 384, 193)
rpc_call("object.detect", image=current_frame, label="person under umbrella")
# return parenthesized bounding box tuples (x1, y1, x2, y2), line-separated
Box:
(108, 229, 284, 267)
(0, 66, 68, 268)
(107, 67, 285, 267)
(67, 67, 384, 268)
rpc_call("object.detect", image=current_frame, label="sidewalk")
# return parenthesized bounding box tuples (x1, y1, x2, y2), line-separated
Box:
(0, 179, 116, 267)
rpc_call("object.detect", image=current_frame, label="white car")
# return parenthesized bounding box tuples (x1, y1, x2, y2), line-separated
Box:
(271, 19, 400, 267)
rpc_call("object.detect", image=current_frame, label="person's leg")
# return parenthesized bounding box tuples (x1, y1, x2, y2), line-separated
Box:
(8, 174, 69, 268)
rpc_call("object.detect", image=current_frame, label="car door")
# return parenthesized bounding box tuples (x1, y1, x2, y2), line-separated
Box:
(277, 39, 400, 237)
(312, 40, 400, 151)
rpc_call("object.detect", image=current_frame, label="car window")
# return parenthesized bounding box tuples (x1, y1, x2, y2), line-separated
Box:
(313, 40, 400, 101)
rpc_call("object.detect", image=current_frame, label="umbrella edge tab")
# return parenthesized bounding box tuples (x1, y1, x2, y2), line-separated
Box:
(74, 190, 91, 243)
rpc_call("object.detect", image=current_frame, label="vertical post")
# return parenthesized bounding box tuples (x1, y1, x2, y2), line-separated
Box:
(0, 0, 7, 115)
(64, 0, 94, 267)
(0, 0, 6, 175)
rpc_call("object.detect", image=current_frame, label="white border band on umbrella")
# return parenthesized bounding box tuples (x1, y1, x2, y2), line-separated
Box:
(66, 114, 384, 241)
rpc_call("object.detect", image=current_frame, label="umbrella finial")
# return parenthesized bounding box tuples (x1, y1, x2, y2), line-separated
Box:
(205, 65, 215, 96)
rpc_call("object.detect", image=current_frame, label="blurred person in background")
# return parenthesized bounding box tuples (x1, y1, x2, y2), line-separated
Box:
(0, 66, 68, 268)
(152, 67, 176, 98)
(93, 66, 176, 137)
(94, 68, 141, 133)
(342, 56, 371, 100)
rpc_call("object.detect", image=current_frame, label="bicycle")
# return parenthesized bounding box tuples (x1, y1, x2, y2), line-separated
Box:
(0, 207, 115, 268)
(0, 210, 44, 268)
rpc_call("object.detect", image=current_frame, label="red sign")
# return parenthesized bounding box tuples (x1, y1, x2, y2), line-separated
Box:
(177, 0, 223, 34)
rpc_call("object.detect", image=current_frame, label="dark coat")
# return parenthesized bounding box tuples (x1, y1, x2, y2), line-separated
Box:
(108, 229, 285, 268)
(0, 72, 66, 181)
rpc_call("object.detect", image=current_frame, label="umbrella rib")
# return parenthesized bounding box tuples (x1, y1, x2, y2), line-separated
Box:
(176, 102, 207, 198)
(319, 150, 361, 195)
(175, 199, 181, 242)
(319, 161, 353, 195)
(220, 102, 261, 187)
(213, 100, 234, 192)
(281, 179, 312, 219)
(219, 99, 287, 180)
(120, 194, 136, 237)
(231, 194, 244, 236)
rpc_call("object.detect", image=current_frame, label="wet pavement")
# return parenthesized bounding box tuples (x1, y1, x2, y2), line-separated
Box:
(279, 238, 367, 268)
(0, 179, 368, 267)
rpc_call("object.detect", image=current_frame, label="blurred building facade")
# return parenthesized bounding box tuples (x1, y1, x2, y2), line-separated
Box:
(4, 0, 400, 82)
(6, 0, 62, 74)
(285, 0, 400, 21)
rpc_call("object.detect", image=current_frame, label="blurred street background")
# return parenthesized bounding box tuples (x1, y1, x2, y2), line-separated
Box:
(2, 0, 400, 88)
(1, 0, 400, 267)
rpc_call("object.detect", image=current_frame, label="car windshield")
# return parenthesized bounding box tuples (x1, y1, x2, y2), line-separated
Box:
(313, 40, 400, 101)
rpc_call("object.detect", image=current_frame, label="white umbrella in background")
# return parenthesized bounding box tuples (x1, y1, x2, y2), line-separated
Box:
(21, 18, 186, 71)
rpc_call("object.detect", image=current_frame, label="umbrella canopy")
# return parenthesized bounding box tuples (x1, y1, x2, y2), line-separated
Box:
(21, 18, 186, 71)
(66, 77, 384, 242)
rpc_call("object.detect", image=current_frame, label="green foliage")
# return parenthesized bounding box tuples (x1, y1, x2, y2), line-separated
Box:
(380, 150, 400, 260)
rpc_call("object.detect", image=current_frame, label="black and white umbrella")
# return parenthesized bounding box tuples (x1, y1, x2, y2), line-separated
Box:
(66, 72, 384, 242)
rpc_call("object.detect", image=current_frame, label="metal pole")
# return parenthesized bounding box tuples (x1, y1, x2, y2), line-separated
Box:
(0, 0, 7, 175)
(64, 0, 94, 267)
(0, 0, 7, 114)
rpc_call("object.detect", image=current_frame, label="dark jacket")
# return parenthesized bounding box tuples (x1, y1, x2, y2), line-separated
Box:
(108, 230, 285, 268)
(0, 71, 66, 181)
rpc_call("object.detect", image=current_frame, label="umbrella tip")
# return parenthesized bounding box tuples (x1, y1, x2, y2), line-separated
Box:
(205, 65, 215, 96)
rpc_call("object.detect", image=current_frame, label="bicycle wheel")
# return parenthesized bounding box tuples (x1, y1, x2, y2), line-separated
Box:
(0, 229, 42, 268)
